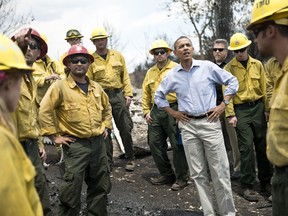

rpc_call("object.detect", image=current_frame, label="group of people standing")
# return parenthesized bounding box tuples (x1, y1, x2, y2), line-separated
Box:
(0, 0, 288, 216)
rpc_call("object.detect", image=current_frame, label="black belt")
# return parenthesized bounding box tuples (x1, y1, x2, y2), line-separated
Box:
(104, 88, 122, 94)
(187, 111, 213, 119)
(20, 138, 38, 145)
(275, 165, 288, 174)
(234, 98, 262, 109)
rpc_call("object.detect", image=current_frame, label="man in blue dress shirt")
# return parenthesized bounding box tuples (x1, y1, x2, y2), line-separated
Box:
(155, 36, 238, 216)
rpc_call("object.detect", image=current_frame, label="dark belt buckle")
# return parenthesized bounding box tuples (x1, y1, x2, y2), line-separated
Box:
(248, 101, 256, 107)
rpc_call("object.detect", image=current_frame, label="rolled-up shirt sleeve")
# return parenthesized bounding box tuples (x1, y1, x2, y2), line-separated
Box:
(222, 70, 239, 96)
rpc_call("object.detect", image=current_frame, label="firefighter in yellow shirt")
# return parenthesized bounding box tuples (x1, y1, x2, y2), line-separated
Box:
(247, 0, 288, 214)
(0, 34, 42, 216)
(87, 27, 135, 171)
(224, 33, 273, 202)
(142, 39, 188, 190)
(12, 28, 52, 216)
(264, 57, 282, 121)
(39, 45, 112, 216)
(59, 29, 83, 75)
(33, 33, 66, 103)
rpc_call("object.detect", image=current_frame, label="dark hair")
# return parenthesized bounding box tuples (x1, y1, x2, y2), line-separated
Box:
(173, 36, 192, 50)
(276, 24, 288, 37)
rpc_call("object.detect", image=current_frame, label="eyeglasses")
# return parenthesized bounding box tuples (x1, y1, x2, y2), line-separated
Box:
(213, 48, 225, 52)
(234, 48, 247, 53)
(70, 58, 89, 64)
(153, 50, 166, 56)
(28, 42, 39, 50)
(252, 25, 268, 38)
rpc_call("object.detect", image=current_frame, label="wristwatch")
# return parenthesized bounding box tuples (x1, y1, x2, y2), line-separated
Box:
(223, 99, 230, 106)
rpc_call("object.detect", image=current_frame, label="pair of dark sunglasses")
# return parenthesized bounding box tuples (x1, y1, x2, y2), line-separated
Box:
(233, 48, 247, 53)
(213, 48, 225, 52)
(70, 58, 89, 64)
(28, 42, 39, 50)
(252, 25, 268, 38)
(153, 50, 166, 55)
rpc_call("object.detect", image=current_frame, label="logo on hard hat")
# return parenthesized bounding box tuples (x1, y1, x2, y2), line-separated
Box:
(235, 40, 240, 45)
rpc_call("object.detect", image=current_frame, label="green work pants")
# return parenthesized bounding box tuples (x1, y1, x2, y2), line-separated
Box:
(58, 136, 111, 216)
(107, 91, 134, 159)
(234, 101, 273, 188)
(272, 166, 288, 216)
(148, 104, 188, 181)
(21, 139, 52, 216)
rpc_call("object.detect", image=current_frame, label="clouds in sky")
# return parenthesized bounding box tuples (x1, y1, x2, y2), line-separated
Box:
(16, 0, 194, 72)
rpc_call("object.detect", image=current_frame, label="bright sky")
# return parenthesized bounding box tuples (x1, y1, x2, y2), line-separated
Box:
(16, 0, 195, 72)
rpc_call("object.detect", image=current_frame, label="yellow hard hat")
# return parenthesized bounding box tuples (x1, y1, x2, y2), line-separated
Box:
(65, 29, 83, 40)
(247, 0, 288, 30)
(0, 34, 33, 73)
(90, 27, 109, 41)
(149, 39, 172, 55)
(228, 33, 252, 51)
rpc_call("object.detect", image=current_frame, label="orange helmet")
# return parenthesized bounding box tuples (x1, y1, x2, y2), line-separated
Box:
(12, 28, 48, 60)
(62, 45, 94, 66)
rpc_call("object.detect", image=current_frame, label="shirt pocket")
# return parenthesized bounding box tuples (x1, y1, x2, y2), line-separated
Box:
(63, 103, 82, 123)
(93, 65, 106, 81)
(250, 71, 261, 90)
(111, 62, 123, 76)
(147, 79, 155, 92)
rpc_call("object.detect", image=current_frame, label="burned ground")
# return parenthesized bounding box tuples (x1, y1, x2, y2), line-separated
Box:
(44, 120, 272, 216)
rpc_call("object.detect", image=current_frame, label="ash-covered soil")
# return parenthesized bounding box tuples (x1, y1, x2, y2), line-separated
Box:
(44, 121, 272, 216)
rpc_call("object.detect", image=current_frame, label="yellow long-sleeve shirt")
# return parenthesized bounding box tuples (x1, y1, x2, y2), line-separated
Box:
(264, 57, 283, 110)
(224, 56, 267, 117)
(39, 75, 112, 138)
(267, 57, 288, 167)
(142, 59, 177, 116)
(0, 125, 43, 216)
(13, 74, 43, 147)
(87, 49, 133, 97)
(33, 55, 66, 103)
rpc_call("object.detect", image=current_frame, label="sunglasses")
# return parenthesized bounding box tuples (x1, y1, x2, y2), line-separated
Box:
(153, 50, 166, 55)
(213, 48, 225, 52)
(252, 25, 268, 38)
(70, 58, 89, 64)
(234, 48, 247, 53)
(28, 42, 39, 50)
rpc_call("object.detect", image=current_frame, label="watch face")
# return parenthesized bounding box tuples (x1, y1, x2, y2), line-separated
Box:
(224, 100, 229, 105)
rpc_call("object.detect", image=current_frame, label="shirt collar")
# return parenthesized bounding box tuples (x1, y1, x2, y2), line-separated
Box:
(176, 58, 200, 72)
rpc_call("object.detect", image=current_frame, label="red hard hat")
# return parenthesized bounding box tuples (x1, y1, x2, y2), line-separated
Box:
(12, 28, 48, 60)
(62, 44, 94, 66)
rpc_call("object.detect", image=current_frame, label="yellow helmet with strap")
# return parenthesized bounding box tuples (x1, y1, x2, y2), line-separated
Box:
(65, 29, 83, 40)
(90, 27, 109, 41)
(149, 39, 172, 55)
(247, 0, 288, 30)
(228, 33, 252, 50)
